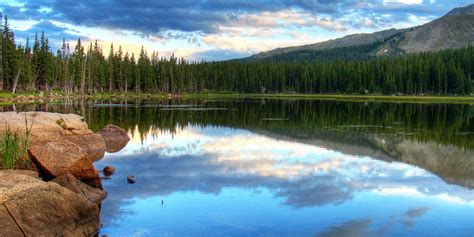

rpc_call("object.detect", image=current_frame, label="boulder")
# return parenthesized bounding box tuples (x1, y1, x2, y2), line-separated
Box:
(0, 170, 40, 179)
(0, 112, 107, 160)
(0, 205, 24, 236)
(0, 172, 100, 236)
(52, 173, 107, 204)
(99, 124, 130, 153)
(0, 112, 91, 138)
(28, 141, 102, 188)
(64, 134, 107, 161)
(127, 176, 137, 184)
(103, 166, 116, 177)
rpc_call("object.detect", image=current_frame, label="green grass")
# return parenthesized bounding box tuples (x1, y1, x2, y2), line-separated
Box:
(181, 93, 474, 104)
(0, 116, 33, 170)
(1, 91, 474, 104)
(0, 92, 14, 98)
(0, 92, 40, 98)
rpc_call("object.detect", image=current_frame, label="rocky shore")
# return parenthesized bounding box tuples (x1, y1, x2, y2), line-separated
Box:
(0, 112, 130, 236)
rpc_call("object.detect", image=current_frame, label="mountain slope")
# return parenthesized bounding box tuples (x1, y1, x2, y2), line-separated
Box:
(247, 4, 474, 62)
(252, 28, 409, 59)
(400, 5, 474, 53)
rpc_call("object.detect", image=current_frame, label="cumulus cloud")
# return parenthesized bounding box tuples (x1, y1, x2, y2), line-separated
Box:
(1, 0, 472, 60)
(14, 20, 85, 46)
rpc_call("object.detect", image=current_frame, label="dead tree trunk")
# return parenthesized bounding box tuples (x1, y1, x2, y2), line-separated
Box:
(12, 68, 21, 94)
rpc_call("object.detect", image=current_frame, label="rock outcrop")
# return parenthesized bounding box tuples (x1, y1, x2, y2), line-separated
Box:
(0, 112, 131, 236)
(0, 112, 106, 159)
(52, 173, 107, 204)
(64, 133, 107, 161)
(99, 124, 130, 153)
(0, 172, 100, 236)
(0, 112, 128, 188)
(29, 141, 102, 188)
(0, 112, 91, 137)
(0, 170, 40, 179)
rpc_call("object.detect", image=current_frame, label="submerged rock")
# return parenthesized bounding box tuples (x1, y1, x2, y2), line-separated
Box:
(103, 166, 116, 177)
(52, 173, 107, 204)
(0, 171, 100, 236)
(127, 176, 137, 184)
(99, 124, 130, 153)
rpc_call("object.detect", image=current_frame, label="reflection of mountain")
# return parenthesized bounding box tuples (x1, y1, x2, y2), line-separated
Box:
(394, 140, 474, 189)
(254, 128, 474, 189)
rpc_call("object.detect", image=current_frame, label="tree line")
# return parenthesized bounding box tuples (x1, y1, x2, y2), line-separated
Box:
(0, 16, 473, 95)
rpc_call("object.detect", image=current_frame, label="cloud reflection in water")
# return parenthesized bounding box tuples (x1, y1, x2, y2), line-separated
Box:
(96, 125, 474, 236)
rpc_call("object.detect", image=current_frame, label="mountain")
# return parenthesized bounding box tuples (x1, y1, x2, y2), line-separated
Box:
(247, 4, 474, 62)
(399, 4, 474, 53)
(251, 28, 408, 60)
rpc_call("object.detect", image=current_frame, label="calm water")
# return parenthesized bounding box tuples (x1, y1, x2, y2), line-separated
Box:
(8, 99, 474, 236)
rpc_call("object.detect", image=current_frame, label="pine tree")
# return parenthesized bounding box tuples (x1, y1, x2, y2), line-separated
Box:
(0, 14, 3, 91)
(2, 16, 18, 91)
(108, 44, 114, 93)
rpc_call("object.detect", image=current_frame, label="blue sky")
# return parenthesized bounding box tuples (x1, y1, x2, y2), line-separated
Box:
(1, 0, 473, 61)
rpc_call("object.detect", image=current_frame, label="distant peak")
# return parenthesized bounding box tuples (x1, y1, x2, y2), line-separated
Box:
(446, 4, 474, 16)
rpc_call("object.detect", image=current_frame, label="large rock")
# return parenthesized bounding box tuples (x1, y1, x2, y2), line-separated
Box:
(28, 141, 102, 188)
(0, 112, 107, 188)
(64, 134, 107, 161)
(0, 170, 40, 179)
(0, 172, 100, 236)
(52, 173, 107, 204)
(0, 112, 91, 138)
(0, 205, 24, 236)
(99, 124, 130, 153)
(0, 112, 107, 160)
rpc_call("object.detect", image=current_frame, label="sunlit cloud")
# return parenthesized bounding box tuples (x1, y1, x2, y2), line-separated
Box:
(1, 0, 472, 60)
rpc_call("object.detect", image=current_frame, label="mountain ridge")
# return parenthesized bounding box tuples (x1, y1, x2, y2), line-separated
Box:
(246, 3, 474, 62)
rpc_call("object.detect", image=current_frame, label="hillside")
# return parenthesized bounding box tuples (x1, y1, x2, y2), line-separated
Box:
(247, 4, 474, 62)
(251, 28, 409, 59)
(399, 4, 474, 53)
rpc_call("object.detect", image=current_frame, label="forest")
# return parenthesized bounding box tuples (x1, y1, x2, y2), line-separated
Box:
(0, 17, 472, 96)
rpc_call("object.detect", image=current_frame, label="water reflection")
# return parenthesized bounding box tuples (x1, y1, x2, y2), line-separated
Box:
(96, 125, 474, 236)
(3, 99, 474, 236)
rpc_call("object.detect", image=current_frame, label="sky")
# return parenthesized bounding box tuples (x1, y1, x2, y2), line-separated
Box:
(0, 0, 473, 61)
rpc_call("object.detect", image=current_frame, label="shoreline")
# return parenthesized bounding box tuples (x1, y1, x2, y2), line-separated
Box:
(0, 92, 473, 105)
(0, 112, 130, 236)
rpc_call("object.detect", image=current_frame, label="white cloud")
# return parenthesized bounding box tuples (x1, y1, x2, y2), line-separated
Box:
(383, 0, 423, 5)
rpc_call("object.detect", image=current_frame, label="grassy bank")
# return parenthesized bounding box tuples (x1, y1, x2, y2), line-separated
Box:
(182, 93, 474, 104)
(1, 91, 474, 104)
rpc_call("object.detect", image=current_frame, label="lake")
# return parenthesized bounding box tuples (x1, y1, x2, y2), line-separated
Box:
(7, 98, 474, 237)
